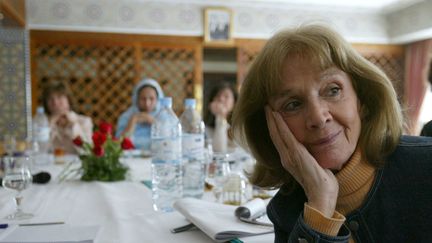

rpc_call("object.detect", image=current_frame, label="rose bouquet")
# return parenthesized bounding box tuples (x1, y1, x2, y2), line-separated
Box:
(72, 121, 134, 182)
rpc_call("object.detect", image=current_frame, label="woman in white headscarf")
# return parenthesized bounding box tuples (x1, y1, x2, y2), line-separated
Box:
(116, 78, 164, 150)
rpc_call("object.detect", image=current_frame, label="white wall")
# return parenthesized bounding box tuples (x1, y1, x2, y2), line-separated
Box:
(26, 0, 432, 44)
(386, 0, 432, 44)
(26, 0, 393, 43)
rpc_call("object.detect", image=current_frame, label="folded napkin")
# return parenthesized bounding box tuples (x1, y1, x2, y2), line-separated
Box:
(173, 198, 273, 242)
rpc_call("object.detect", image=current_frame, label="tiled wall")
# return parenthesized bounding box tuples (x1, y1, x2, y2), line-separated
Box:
(0, 28, 30, 141)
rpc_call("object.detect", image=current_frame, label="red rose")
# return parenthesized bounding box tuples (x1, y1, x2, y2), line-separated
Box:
(99, 121, 113, 135)
(72, 136, 83, 147)
(92, 131, 107, 147)
(121, 137, 134, 150)
(93, 146, 104, 157)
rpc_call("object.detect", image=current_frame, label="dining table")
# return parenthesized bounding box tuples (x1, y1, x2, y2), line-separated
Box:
(0, 154, 274, 243)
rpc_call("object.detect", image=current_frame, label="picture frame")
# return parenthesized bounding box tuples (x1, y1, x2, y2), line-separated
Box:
(204, 7, 233, 46)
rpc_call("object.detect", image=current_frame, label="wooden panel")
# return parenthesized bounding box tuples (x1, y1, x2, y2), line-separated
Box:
(0, 0, 25, 27)
(30, 31, 203, 131)
(30, 30, 202, 46)
(352, 43, 404, 56)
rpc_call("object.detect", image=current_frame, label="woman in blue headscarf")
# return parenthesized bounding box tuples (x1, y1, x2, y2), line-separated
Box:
(116, 78, 164, 150)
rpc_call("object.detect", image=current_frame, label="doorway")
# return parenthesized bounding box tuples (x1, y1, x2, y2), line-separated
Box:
(203, 48, 237, 115)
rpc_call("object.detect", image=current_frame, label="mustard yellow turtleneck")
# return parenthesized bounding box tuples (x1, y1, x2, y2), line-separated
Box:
(303, 148, 376, 242)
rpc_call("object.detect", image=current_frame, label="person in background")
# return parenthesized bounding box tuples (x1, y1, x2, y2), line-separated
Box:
(419, 70, 432, 137)
(42, 81, 93, 154)
(420, 120, 432, 136)
(203, 82, 238, 152)
(116, 78, 164, 150)
(231, 24, 432, 242)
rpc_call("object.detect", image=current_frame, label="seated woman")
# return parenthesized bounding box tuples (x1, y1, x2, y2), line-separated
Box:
(42, 81, 93, 154)
(203, 82, 238, 153)
(231, 24, 432, 242)
(420, 120, 432, 136)
(115, 78, 164, 150)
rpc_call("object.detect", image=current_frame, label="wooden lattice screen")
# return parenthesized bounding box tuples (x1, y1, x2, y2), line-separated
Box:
(237, 42, 405, 97)
(139, 46, 197, 111)
(30, 31, 202, 132)
(363, 54, 405, 99)
(236, 39, 266, 89)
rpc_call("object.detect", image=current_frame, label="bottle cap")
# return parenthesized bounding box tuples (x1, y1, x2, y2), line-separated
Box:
(36, 106, 45, 114)
(160, 97, 172, 108)
(184, 98, 196, 108)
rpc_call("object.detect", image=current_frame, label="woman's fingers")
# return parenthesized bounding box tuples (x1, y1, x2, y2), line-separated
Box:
(141, 113, 154, 124)
(264, 106, 287, 159)
(265, 106, 283, 151)
(270, 109, 299, 153)
(56, 114, 69, 127)
(265, 106, 300, 178)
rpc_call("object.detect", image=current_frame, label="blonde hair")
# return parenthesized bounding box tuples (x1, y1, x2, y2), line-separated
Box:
(231, 24, 403, 189)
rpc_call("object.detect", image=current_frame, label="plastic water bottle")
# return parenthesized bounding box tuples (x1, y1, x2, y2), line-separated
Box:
(33, 107, 51, 154)
(180, 98, 206, 198)
(151, 97, 183, 212)
(212, 116, 228, 153)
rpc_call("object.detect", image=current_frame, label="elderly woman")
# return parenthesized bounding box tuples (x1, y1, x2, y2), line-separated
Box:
(42, 81, 93, 154)
(231, 25, 432, 242)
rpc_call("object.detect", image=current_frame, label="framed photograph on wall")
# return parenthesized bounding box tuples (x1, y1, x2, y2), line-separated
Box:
(204, 7, 233, 46)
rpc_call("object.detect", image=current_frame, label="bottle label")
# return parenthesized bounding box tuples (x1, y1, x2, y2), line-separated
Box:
(182, 133, 204, 160)
(36, 127, 50, 142)
(152, 136, 182, 164)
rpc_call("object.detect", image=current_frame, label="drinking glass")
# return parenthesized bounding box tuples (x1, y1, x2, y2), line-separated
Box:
(2, 156, 34, 220)
(221, 172, 247, 206)
(3, 134, 16, 156)
(206, 152, 230, 202)
(203, 141, 214, 179)
(252, 185, 273, 200)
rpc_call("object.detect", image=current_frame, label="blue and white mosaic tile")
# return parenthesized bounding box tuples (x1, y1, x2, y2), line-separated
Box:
(0, 28, 29, 141)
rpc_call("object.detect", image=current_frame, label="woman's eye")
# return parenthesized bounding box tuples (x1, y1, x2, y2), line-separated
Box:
(281, 100, 302, 112)
(327, 86, 341, 96)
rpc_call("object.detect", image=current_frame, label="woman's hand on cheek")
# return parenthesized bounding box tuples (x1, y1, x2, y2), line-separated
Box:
(265, 106, 339, 218)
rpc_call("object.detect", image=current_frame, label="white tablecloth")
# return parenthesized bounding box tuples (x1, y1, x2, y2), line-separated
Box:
(0, 158, 274, 243)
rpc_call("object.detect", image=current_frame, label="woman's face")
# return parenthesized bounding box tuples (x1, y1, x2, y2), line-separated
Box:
(137, 86, 158, 112)
(269, 57, 361, 170)
(214, 88, 235, 113)
(48, 93, 70, 116)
